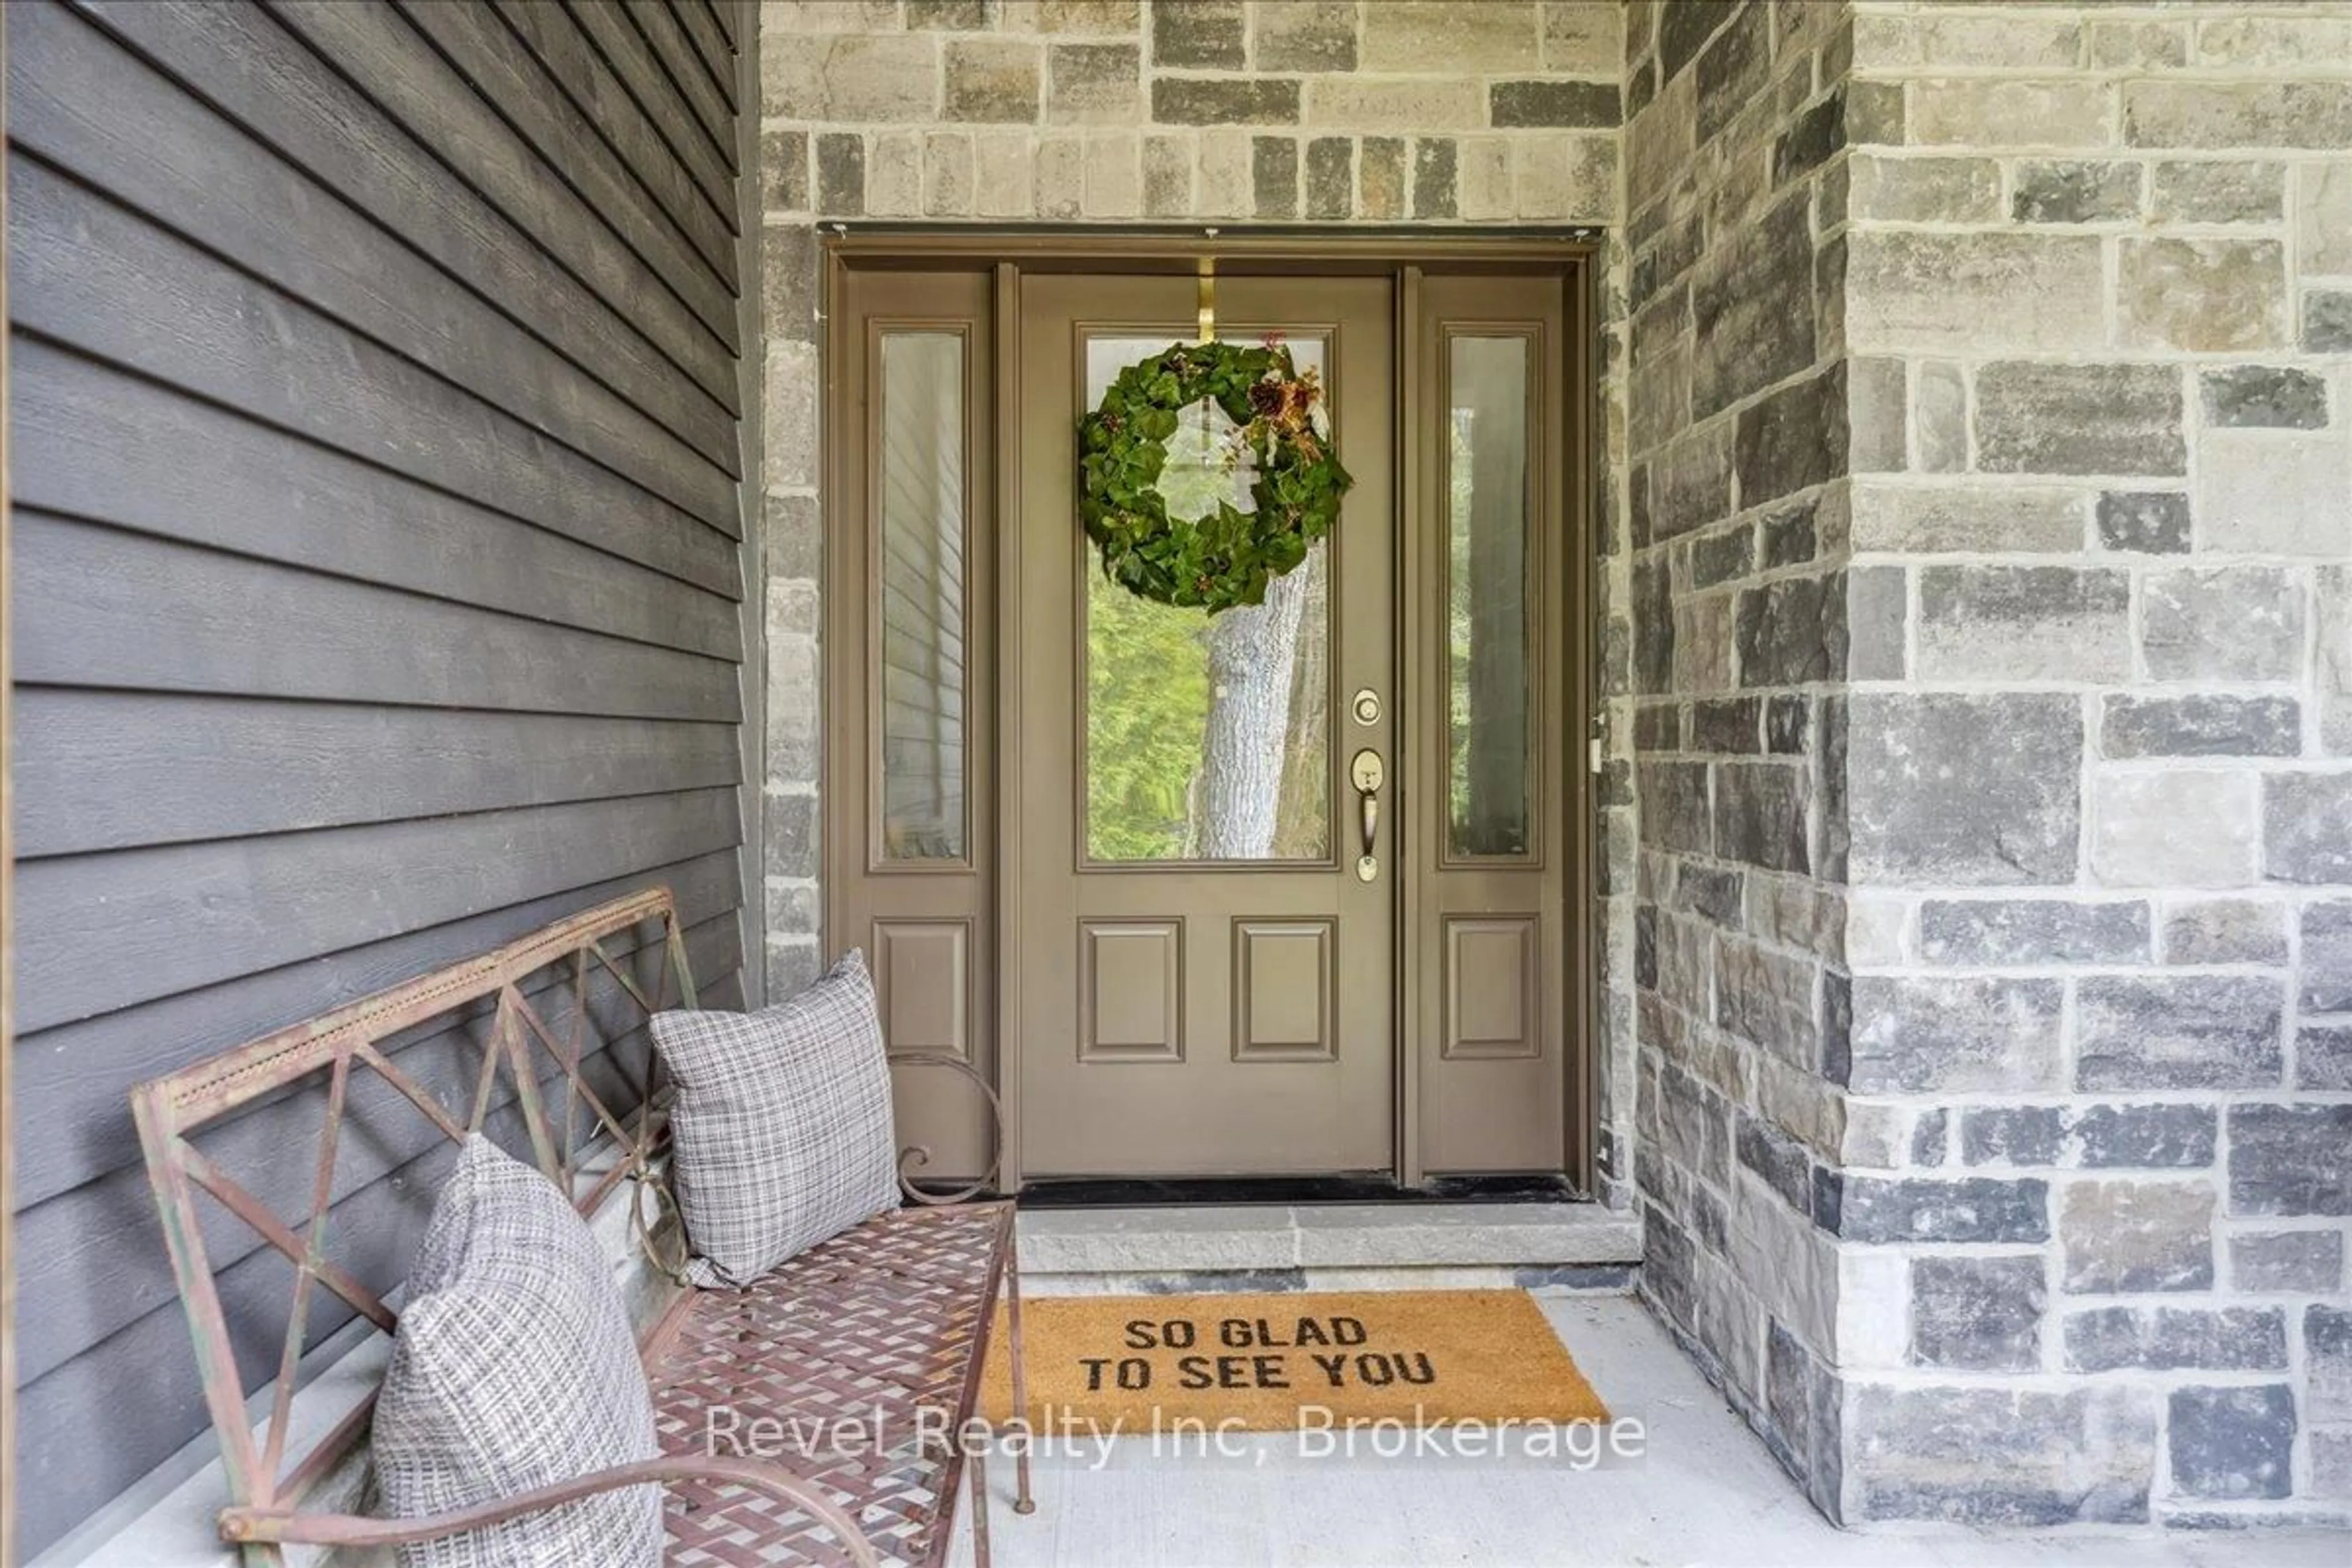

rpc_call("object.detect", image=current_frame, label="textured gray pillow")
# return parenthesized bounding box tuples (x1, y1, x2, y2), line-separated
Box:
(373, 1136, 662, 1568)
(651, 950, 899, 1287)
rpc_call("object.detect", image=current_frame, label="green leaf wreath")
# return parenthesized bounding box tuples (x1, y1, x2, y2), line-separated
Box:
(1077, 339, 1352, 614)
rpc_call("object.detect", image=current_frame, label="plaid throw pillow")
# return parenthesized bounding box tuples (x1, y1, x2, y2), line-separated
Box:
(373, 1136, 662, 1568)
(652, 950, 899, 1287)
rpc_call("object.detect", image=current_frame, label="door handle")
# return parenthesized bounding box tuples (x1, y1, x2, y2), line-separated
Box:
(1350, 748, 1385, 881)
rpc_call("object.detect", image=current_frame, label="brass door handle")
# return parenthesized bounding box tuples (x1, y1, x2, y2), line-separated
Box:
(1349, 748, 1385, 880)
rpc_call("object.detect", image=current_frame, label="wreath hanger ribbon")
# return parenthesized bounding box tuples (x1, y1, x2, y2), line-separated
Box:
(1197, 254, 1216, 344)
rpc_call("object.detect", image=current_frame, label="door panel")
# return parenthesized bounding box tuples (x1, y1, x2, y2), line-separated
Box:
(1016, 274, 1396, 1177)
(1409, 273, 1574, 1175)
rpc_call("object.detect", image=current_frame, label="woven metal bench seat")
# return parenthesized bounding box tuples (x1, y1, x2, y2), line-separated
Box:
(649, 1201, 1019, 1568)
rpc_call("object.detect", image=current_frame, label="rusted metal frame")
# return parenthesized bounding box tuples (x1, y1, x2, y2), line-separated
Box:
(218, 1455, 881, 1568)
(562, 948, 592, 1185)
(891, 1049, 1006, 1204)
(495, 985, 564, 1178)
(262, 1054, 352, 1482)
(133, 889, 688, 1556)
(926, 1201, 1017, 1561)
(178, 1147, 398, 1334)
(506, 980, 653, 1207)
(1005, 1237, 1035, 1517)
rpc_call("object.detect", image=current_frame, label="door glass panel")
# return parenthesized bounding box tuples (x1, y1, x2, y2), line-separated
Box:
(1082, 334, 1332, 864)
(878, 330, 967, 861)
(1446, 335, 1534, 859)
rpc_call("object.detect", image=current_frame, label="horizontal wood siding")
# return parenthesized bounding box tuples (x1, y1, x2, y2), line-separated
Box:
(2, 0, 753, 1551)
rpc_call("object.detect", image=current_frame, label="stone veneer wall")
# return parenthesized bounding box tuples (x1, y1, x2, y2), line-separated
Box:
(1629, 0, 2352, 1531)
(1618, 0, 1866, 1517)
(752, 0, 1638, 1170)
(1830, 0, 2352, 1529)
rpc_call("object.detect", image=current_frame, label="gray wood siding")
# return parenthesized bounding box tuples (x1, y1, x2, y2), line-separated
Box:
(2, 0, 753, 1551)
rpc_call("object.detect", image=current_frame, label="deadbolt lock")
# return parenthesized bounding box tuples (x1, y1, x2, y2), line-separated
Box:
(1352, 688, 1382, 726)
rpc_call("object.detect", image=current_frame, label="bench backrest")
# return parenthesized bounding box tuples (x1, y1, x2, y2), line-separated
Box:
(130, 888, 697, 1540)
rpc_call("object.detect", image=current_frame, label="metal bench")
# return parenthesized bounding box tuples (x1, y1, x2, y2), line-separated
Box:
(133, 888, 1033, 1568)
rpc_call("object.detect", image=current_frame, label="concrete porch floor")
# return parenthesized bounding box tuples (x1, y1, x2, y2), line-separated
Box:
(952, 1294, 2348, 1568)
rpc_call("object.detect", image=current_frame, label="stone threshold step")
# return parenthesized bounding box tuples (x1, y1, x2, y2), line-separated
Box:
(1014, 1202, 1642, 1278)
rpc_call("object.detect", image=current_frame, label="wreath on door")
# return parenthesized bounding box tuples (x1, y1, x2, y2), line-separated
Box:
(1076, 339, 1352, 614)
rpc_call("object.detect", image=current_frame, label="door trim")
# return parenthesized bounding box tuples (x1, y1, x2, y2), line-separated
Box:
(821, 230, 1601, 1197)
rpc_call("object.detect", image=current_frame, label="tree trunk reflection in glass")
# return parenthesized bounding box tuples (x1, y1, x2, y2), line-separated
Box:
(1081, 334, 1332, 863)
(1447, 336, 1533, 859)
(879, 331, 967, 860)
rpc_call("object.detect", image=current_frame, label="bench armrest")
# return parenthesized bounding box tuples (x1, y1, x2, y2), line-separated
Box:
(889, 1049, 1006, 1204)
(217, 1455, 880, 1568)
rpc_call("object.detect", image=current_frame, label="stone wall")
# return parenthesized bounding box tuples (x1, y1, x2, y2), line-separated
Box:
(1830, 0, 2352, 1529)
(1617, 0, 1864, 1517)
(752, 0, 1635, 1155)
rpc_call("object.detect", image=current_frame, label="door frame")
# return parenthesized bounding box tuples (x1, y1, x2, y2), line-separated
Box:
(821, 228, 1602, 1196)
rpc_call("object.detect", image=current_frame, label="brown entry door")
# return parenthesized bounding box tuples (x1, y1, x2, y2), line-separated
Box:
(1013, 274, 1395, 1177)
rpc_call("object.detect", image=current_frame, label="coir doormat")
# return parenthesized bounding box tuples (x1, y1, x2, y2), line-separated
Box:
(982, 1289, 1608, 1431)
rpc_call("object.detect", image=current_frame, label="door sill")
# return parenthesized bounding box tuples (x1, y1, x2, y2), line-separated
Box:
(1014, 1172, 1582, 1208)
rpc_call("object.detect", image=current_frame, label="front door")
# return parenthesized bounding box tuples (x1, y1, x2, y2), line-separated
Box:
(1012, 274, 1396, 1177)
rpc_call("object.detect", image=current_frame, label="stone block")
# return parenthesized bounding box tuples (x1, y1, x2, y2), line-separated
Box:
(2301, 1025, 2352, 1091)
(2196, 427, 2352, 557)
(1150, 78, 1298, 124)
(1047, 42, 1139, 123)
(1848, 231, 2105, 353)
(1846, 154, 2000, 223)
(1764, 494, 1824, 569)
(908, 0, 987, 26)
(1735, 575, 1844, 688)
(1714, 934, 1817, 1069)
(2325, 566, 2352, 753)
(1961, 1107, 2065, 1168)
(1457, 137, 1511, 221)
(2315, 1431, 2352, 1502)
(1848, 693, 2081, 888)
(867, 129, 924, 216)
(1642, 424, 1734, 546)
(1912, 78, 2111, 148)
(2090, 771, 2257, 890)
(2169, 1385, 2296, 1502)
(944, 39, 1041, 122)
(2150, 160, 2285, 225)
(1511, 135, 1613, 224)
(1139, 133, 1188, 216)
(2012, 160, 2142, 224)
(761, 128, 809, 216)
(2101, 695, 2301, 760)
(2162, 898, 2289, 967)
(2311, 1306, 2352, 1422)
(1412, 137, 1456, 219)
(1490, 80, 1618, 129)
(2076, 1106, 2220, 1170)
(1736, 1110, 1814, 1218)
(976, 129, 1038, 216)
(2089, 18, 2187, 70)
(1975, 362, 2185, 477)
(1918, 899, 2149, 967)
(1250, 135, 1295, 219)
(2201, 13, 2352, 69)
(1359, 135, 1404, 221)
(817, 132, 866, 217)
(1149, 0, 1242, 67)
(1362, 1, 1537, 71)
(1771, 93, 1842, 187)
(765, 34, 938, 122)
(2065, 1307, 2287, 1373)
(1542, 2, 1622, 72)
(2142, 565, 2305, 684)
(1687, 526, 1754, 592)
(2229, 1104, 2352, 1217)
(2201, 366, 2329, 430)
(1847, 977, 2065, 1095)
(1736, 364, 1848, 507)
(1841, 1177, 2050, 1246)
(2309, 291, 2352, 354)
(1252, 1, 1357, 72)
(1692, 194, 1816, 417)
(2121, 238, 2288, 352)
(2124, 81, 2352, 149)
(1302, 135, 1349, 221)
(2060, 1180, 2214, 1293)
(2304, 160, 2352, 275)
(1845, 1384, 2156, 1526)
(1022, 0, 1145, 30)
(1082, 130, 1140, 216)
(1852, 482, 2086, 553)
(1909, 1256, 2045, 1373)
(922, 131, 974, 216)
(1034, 131, 1085, 218)
(1847, 567, 1905, 680)
(2077, 975, 2283, 1091)
(2266, 772, 2352, 883)
(1638, 761, 1709, 856)
(1916, 565, 2130, 682)
(2100, 490, 2195, 556)
(1849, 358, 1906, 473)
(1305, 78, 1480, 131)
(2232, 1229, 2345, 1294)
